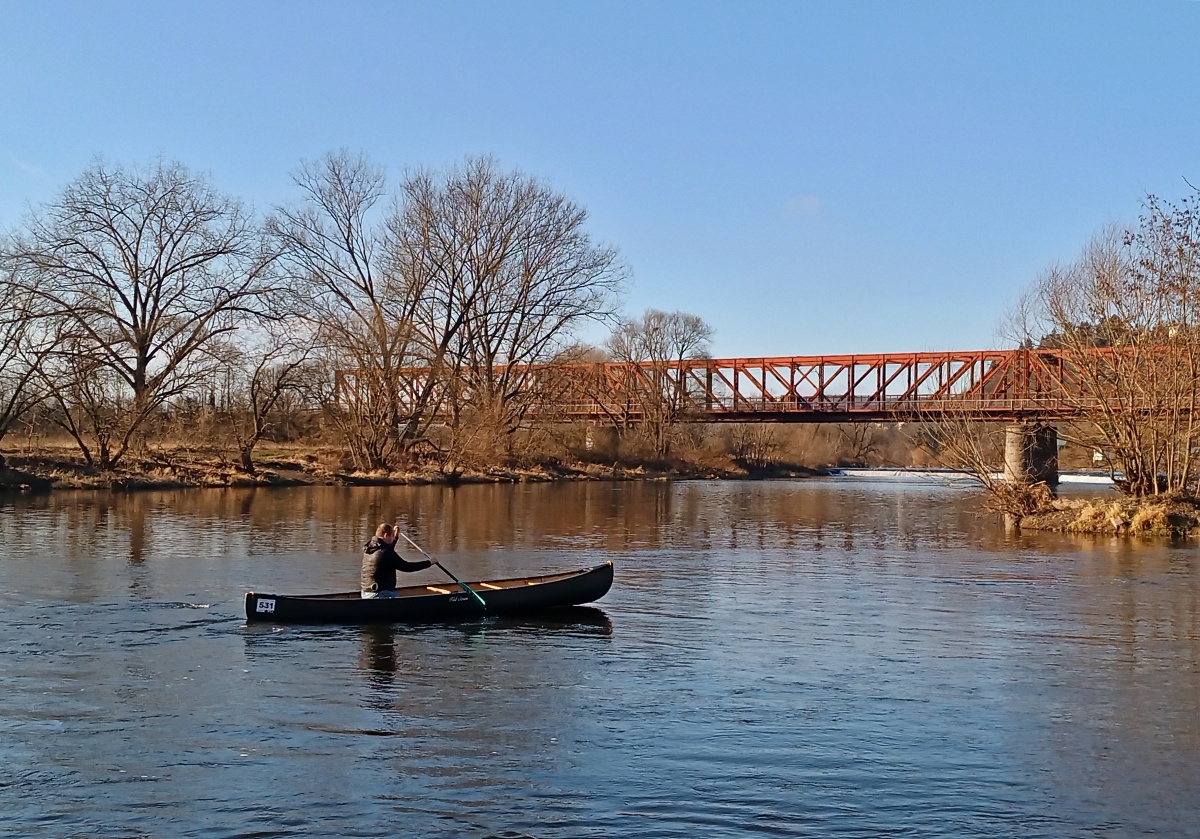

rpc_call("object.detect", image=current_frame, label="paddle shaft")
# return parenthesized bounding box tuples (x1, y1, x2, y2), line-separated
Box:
(397, 530, 488, 610)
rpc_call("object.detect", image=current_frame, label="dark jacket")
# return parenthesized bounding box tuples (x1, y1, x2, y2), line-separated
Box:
(361, 537, 433, 592)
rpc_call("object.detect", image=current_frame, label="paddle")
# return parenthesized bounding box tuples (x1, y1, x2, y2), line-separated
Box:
(396, 530, 488, 610)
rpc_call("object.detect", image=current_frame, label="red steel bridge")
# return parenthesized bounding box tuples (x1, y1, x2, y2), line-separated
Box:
(361, 348, 1113, 424)
(550, 349, 1076, 423)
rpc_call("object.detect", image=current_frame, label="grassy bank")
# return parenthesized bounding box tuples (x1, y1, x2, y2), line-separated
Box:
(0, 443, 823, 493)
(1020, 496, 1200, 539)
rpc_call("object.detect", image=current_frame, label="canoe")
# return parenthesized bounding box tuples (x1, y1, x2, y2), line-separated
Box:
(245, 560, 613, 624)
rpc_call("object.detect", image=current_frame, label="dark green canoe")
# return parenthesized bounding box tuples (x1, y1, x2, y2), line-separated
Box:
(245, 561, 613, 624)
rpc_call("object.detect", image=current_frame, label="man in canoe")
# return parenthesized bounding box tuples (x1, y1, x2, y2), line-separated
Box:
(361, 523, 433, 598)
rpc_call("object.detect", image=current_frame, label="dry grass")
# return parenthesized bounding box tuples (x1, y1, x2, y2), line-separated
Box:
(1129, 503, 1175, 535)
(0, 440, 343, 490)
(1022, 495, 1198, 538)
(1066, 501, 1129, 533)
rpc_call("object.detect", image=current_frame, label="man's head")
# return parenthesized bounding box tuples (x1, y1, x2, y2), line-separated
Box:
(375, 522, 397, 543)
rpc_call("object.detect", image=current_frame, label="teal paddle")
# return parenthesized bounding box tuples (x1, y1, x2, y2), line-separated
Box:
(397, 530, 488, 610)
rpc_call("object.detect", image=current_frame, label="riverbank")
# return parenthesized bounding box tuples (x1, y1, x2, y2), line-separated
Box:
(0, 445, 823, 492)
(1020, 495, 1200, 538)
(786, 467, 1200, 539)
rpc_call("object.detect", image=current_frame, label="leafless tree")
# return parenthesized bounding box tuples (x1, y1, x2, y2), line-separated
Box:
(903, 413, 1053, 518)
(1, 158, 277, 469)
(727, 423, 781, 468)
(397, 157, 624, 462)
(279, 153, 624, 473)
(38, 335, 130, 467)
(0, 278, 60, 470)
(917, 188, 1200, 509)
(220, 326, 315, 473)
(1023, 190, 1200, 496)
(607, 309, 714, 458)
(271, 151, 434, 471)
(836, 423, 883, 466)
(0, 275, 59, 460)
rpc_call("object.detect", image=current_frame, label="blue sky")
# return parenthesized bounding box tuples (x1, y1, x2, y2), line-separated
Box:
(2, 1, 1198, 356)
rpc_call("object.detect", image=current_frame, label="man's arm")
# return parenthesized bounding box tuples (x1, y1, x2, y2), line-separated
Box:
(384, 543, 432, 573)
(396, 556, 433, 573)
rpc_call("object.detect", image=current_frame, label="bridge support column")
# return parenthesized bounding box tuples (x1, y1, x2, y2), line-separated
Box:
(1003, 423, 1059, 488)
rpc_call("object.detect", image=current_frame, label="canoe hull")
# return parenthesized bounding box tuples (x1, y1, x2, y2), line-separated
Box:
(245, 561, 613, 625)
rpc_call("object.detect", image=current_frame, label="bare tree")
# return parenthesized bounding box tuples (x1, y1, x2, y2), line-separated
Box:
(271, 151, 434, 471)
(397, 157, 624, 462)
(0, 274, 58, 460)
(274, 152, 625, 472)
(1025, 192, 1200, 496)
(220, 326, 315, 473)
(836, 423, 883, 466)
(1, 158, 276, 469)
(727, 423, 781, 468)
(38, 335, 129, 467)
(607, 309, 714, 458)
(904, 413, 1053, 520)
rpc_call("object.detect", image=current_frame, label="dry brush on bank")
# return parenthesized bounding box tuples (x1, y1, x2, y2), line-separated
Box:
(1020, 496, 1200, 539)
(0, 416, 908, 491)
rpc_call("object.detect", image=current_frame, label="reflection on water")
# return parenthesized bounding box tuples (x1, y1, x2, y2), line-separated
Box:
(0, 480, 1032, 568)
(360, 624, 399, 680)
(0, 480, 1198, 837)
(357, 608, 613, 683)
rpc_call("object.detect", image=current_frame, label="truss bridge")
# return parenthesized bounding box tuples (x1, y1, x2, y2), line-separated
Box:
(341, 347, 1145, 486)
(552, 349, 1085, 424)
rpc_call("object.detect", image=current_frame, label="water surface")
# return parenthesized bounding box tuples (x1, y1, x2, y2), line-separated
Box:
(1, 481, 1197, 837)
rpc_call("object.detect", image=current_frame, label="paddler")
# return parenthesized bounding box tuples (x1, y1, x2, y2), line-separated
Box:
(360, 522, 432, 598)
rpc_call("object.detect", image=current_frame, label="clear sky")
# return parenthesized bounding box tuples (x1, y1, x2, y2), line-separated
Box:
(2, 1, 1198, 357)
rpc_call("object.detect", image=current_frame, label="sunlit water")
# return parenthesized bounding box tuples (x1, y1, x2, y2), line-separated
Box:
(0, 480, 1197, 838)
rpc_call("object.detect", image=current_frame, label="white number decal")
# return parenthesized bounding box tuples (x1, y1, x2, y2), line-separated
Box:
(256, 598, 276, 614)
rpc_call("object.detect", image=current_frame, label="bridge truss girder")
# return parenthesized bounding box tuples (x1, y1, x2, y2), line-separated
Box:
(557, 350, 1083, 423)
(353, 347, 1165, 425)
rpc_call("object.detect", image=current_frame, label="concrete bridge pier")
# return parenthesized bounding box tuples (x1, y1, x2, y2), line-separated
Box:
(1003, 423, 1059, 488)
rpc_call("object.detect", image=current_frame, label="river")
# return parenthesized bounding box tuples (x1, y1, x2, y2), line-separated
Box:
(0, 480, 1197, 838)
